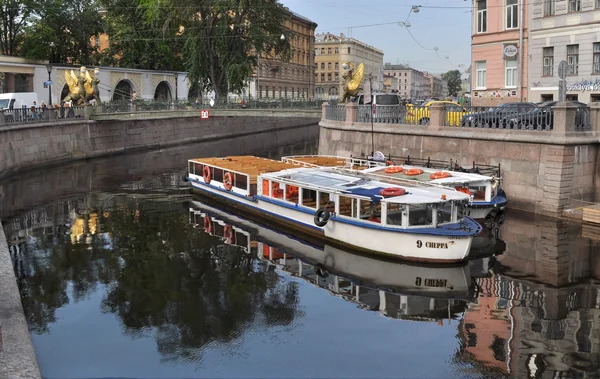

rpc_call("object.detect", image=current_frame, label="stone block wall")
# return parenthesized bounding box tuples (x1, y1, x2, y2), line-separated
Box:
(0, 113, 320, 180)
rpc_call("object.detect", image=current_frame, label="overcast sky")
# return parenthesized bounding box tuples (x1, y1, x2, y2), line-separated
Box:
(280, 0, 472, 75)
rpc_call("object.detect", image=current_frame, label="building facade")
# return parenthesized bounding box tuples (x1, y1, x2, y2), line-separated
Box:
(424, 73, 448, 99)
(383, 64, 428, 100)
(248, 11, 317, 100)
(528, 0, 600, 103)
(314, 32, 384, 100)
(471, 0, 528, 105)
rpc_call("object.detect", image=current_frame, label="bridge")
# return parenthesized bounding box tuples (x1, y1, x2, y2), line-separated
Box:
(320, 102, 600, 216)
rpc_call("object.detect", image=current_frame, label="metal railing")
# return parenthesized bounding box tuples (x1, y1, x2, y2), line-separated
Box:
(404, 105, 430, 125)
(357, 105, 408, 124)
(2, 106, 86, 125)
(96, 99, 327, 114)
(324, 104, 346, 121)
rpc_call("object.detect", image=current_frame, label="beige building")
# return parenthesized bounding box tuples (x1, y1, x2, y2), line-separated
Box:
(249, 10, 317, 100)
(383, 64, 428, 101)
(424, 73, 448, 99)
(314, 32, 384, 100)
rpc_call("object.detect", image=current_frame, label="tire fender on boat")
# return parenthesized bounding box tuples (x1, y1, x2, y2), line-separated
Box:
(314, 208, 331, 227)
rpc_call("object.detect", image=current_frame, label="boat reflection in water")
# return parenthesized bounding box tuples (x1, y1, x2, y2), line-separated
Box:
(189, 200, 505, 323)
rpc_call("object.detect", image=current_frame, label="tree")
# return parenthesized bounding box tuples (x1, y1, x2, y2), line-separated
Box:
(98, 0, 185, 71)
(21, 0, 105, 65)
(442, 69, 462, 97)
(144, 0, 292, 99)
(0, 0, 35, 56)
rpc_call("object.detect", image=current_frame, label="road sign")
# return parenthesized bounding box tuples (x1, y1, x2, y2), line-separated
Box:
(364, 78, 372, 104)
(558, 60, 568, 80)
(200, 110, 210, 119)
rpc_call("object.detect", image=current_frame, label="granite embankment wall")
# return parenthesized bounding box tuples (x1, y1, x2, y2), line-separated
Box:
(0, 109, 321, 179)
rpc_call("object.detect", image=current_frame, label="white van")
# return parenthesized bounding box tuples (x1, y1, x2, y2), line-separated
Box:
(353, 93, 403, 123)
(0, 92, 40, 122)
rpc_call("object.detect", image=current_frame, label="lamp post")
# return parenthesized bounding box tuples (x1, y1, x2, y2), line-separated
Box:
(46, 64, 53, 106)
(174, 72, 178, 101)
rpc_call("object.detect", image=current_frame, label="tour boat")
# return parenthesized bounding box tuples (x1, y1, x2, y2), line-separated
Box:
(188, 200, 474, 300)
(281, 154, 508, 220)
(185, 155, 482, 263)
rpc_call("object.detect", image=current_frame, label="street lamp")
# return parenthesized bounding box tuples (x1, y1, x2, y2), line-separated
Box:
(280, 33, 285, 41)
(46, 64, 53, 106)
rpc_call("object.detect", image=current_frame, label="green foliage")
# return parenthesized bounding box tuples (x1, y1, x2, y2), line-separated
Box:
(442, 69, 462, 97)
(147, 0, 292, 99)
(0, 0, 36, 56)
(98, 0, 184, 70)
(21, 0, 105, 65)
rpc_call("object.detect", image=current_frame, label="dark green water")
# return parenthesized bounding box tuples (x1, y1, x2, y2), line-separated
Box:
(2, 141, 600, 379)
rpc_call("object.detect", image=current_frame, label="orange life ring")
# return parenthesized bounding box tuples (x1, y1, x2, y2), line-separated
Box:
(386, 160, 395, 166)
(456, 186, 471, 195)
(379, 187, 406, 197)
(224, 224, 234, 244)
(203, 165, 212, 184)
(404, 168, 424, 176)
(430, 171, 451, 180)
(203, 216, 213, 234)
(223, 172, 234, 191)
(385, 166, 403, 174)
(286, 186, 298, 199)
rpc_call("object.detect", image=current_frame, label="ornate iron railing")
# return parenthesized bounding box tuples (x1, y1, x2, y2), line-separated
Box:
(324, 105, 346, 121)
(2, 106, 86, 125)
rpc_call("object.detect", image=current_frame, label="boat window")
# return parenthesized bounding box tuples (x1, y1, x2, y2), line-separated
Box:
(436, 202, 452, 224)
(457, 203, 466, 220)
(189, 162, 196, 175)
(285, 184, 299, 204)
(319, 192, 335, 213)
(409, 204, 433, 226)
(271, 182, 284, 198)
(386, 203, 405, 226)
(301, 188, 317, 208)
(359, 199, 381, 223)
(235, 173, 248, 190)
(262, 179, 270, 196)
(469, 186, 487, 201)
(338, 196, 357, 218)
(213, 168, 223, 183)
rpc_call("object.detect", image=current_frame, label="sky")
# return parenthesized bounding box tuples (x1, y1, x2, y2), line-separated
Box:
(280, 0, 472, 75)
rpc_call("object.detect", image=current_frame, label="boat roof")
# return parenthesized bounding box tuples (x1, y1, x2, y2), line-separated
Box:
(262, 167, 470, 204)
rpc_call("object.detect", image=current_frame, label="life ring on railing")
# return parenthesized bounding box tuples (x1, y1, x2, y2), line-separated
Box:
(223, 172, 234, 191)
(224, 224, 234, 244)
(385, 166, 403, 173)
(456, 186, 471, 195)
(314, 208, 331, 227)
(379, 187, 406, 197)
(404, 168, 424, 176)
(203, 165, 212, 184)
(203, 216, 213, 234)
(430, 171, 451, 180)
(386, 160, 395, 166)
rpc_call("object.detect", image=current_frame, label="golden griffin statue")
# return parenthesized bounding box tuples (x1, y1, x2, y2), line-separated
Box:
(63, 66, 101, 105)
(341, 62, 364, 103)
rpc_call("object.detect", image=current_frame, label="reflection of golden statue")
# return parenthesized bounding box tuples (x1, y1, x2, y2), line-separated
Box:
(341, 62, 364, 103)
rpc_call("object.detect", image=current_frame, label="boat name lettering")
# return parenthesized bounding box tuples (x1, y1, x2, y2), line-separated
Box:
(415, 277, 448, 288)
(416, 240, 423, 248)
(425, 242, 449, 249)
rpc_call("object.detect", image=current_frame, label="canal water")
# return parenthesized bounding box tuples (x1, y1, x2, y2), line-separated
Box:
(2, 141, 600, 378)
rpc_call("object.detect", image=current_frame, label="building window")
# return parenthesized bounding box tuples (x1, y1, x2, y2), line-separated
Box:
(314, 48, 318, 56)
(327, 73, 332, 81)
(335, 48, 339, 54)
(477, 0, 487, 33)
(327, 62, 331, 69)
(597, 0, 600, 8)
(569, 0, 581, 12)
(320, 48, 325, 54)
(476, 61, 486, 89)
(544, 0, 555, 15)
(594, 43, 600, 74)
(347, 47, 351, 54)
(315, 73, 318, 81)
(335, 73, 339, 81)
(327, 48, 331, 54)
(506, 0, 518, 29)
(567, 44, 579, 75)
(320, 63, 325, 69)
(321, 73, 325, 81)
(542, 47, 554, 76)
(335, 62, 339, 70)
(505, 59, 517, 88)
(566, 94, 579, 101)
(591, 94, 600, 102)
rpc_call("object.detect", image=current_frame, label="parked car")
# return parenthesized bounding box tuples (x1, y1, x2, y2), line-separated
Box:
(354, 93, 403, 123)
(406, 100, 468, 126)
(460, 102, 537, 128)
(503, 101, 590, 130)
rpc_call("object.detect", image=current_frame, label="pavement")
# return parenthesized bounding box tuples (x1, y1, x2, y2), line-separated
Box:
(0, 222, 41, 379)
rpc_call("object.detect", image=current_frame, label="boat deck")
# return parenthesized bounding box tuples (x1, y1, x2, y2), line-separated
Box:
(191, 156, 295, 184)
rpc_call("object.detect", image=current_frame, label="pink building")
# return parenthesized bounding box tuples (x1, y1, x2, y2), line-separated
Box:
(471, 0, 528, 106)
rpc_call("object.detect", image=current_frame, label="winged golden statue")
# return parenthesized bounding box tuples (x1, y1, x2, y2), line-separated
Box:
(84, 68, 101, 103)
(341, 62, 364, 103)
(62, 67, 87, 105)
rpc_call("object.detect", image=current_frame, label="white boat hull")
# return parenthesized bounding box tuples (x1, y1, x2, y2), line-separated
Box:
(189, 176, 475, 263)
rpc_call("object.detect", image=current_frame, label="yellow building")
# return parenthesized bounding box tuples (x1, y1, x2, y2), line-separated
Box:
(314, 32, 384, 100)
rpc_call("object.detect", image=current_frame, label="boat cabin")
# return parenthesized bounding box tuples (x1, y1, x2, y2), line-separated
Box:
(259, 169, 471, 229)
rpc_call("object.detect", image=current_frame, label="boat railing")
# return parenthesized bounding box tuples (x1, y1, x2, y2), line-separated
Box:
(281, 155, 353, 168)
(189, 160, 254, 194)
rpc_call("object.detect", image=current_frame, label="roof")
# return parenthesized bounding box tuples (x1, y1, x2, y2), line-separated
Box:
(288, 9, 317, 26)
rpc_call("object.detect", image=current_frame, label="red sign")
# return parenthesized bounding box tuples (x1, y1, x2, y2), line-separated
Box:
(200, 110, 210, 119)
